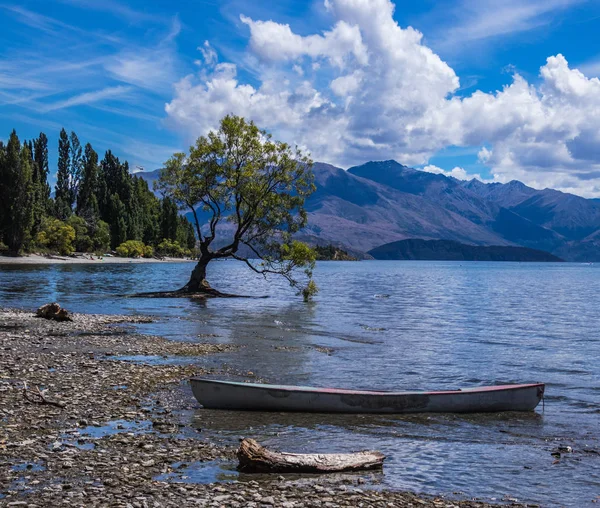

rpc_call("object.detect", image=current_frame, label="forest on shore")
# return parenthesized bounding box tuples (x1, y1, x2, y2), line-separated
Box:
(0, 129, 196, 258)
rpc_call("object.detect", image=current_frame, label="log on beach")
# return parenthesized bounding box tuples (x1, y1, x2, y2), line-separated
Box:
(237, 438, 385, 473)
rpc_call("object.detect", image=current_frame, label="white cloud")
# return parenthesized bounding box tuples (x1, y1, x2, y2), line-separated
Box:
(422, 164, 486, 182)
(165, 0, 600, 197)
(42, 86, 132, 112)
(437, 0, 584, 49)
(106, 51, 175, 90)
(105, 18, 181, 92)
(240, 15, 368, 68)
(199, 41, 218, 66)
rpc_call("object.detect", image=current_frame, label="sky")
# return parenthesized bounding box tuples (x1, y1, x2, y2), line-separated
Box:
(3, 0, 600, 196)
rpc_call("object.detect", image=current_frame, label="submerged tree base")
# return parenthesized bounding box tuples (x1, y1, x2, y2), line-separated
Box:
(125, 287, 266, 299)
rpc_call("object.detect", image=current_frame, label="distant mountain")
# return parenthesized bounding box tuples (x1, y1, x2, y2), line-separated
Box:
(369, 239, 563, 262)
(462, 179, 538, 208)
(134, 168, 161, 187)
(346, 160, 563, 252)
(136, 160, 600, 261)
(300, 162, 509, 252)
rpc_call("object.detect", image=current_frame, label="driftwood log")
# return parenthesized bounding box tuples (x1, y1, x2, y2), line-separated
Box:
(237, 438, 385, 473)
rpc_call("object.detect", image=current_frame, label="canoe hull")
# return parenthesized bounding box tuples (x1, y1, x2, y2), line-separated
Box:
(190, 379, 545, 414)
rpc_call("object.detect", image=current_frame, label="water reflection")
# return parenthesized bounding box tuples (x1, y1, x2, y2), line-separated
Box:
(1, 260, 599, 506)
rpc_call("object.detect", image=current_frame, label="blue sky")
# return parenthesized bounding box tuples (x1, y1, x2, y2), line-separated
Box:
(2, 0, 600, 195)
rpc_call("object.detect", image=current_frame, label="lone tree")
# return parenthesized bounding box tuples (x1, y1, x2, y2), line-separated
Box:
(156, 115, 318, 300)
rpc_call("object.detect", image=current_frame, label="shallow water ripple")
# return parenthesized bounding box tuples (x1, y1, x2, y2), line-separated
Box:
(1, 260, 599, 506)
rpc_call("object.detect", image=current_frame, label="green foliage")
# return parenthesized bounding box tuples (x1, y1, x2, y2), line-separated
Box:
(158, 114, 317, 296)
(36, 218, 76, 255)
(156, 238, 191, 258)
(160, 197, 179, 241)
(280, 240, 318, 300)
(98, 152, 152, 248)
(54, 128, 71, 220)
(0, 127, 196, 263)
(176, 217, 196, 250)
(69, 132, 83, 206)
(33, 133, 51, 209)
(77, 143, 99, 220)
(314, 244, 357, 261)
(92, 220, 111, 252)
(0, 131, 35, 253)
(134, 177, 161, 246)
(302, 279, 319, 302)
(66, 216, 93, 252)
(31, 133, 50, 239)
(116, 240, 153, 258)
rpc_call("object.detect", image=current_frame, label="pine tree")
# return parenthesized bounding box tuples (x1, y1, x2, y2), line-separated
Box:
(175, 216, 196, 250)
(160, 197, 179, 241)
(108, 193, 128, 248)
(0, 131, 34, 253)
(77, 143, 100, 221)
(55, 128, 71, 219)
(133, 176, 161, 246)
(0, 140, 7, 247)
(33, 133, 51, 214)
(69, 131, 83, 209)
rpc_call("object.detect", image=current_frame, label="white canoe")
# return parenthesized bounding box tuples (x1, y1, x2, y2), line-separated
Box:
(190, 378, 545, 414)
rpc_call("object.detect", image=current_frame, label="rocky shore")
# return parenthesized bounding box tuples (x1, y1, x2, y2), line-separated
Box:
(0, 308, 527, 507)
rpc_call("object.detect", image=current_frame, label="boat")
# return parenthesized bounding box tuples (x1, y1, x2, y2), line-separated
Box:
(190, 378, 545, 414)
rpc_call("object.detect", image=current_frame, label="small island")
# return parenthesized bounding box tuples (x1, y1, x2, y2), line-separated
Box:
(314, 244, 358, 261)
(368, 239, 564, 262)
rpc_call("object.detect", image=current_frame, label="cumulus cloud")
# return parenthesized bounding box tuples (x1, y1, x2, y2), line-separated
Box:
(165, 0, 600, 197)
(422, 164, 476, 181)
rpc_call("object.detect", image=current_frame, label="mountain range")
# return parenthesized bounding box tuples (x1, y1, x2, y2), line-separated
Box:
(137, 161, 600, 261)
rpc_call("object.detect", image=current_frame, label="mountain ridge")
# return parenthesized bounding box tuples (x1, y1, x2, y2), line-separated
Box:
(136, 161, 600, 261)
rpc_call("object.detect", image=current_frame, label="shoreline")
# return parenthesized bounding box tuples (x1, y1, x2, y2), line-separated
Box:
(0, 253, 196, 265)
(0, 306, 523, 507)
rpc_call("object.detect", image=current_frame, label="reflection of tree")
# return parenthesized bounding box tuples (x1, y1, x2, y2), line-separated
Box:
(195, 301, 318, 387)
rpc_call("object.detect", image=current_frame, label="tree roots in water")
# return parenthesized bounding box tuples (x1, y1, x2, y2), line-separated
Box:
(124, 287, 267, 299)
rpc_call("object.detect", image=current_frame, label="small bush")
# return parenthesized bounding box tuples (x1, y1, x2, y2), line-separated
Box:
(116, 240, 153, 258)
(92, 221, 111, 253)
(302, 279, 319, 302)
(36, 219, 76, 255)
(156, 238, 190, 258)
(143, 245, 154, 258)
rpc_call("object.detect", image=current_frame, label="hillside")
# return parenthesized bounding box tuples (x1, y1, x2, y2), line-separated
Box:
(136, 160, 600, 261)
(369, 239, 563, 262)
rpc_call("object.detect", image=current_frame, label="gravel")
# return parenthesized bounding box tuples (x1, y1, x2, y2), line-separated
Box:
(0, 307, 526, 507)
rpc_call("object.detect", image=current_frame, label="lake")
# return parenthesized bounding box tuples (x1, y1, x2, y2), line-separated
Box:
(0, 260, 598, 506)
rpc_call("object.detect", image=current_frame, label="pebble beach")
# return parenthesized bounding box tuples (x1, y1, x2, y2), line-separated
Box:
(0, 307, 525, 508)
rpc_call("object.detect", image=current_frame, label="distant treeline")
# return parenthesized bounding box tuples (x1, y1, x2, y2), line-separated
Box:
(0, 129, 195, 257)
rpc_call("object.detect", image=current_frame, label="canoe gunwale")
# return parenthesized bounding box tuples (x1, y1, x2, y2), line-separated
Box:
(189, 378, 545, 397)
(190, 378, 545, 413)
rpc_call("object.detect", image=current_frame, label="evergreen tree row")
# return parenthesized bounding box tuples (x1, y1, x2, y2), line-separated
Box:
(0, 129, 196, 257)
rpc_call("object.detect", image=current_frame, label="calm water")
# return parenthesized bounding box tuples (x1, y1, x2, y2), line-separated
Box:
(1, 260, 599, 506)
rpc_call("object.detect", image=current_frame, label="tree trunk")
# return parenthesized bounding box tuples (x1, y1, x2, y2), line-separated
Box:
(184, 255, 212, 292)
(237, 438, 385, 473)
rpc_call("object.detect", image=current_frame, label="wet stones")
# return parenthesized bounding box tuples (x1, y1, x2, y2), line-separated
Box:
(0, 307, 518, 508)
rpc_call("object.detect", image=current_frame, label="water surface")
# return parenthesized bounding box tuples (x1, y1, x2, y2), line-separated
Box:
(1, 260, 598, 506)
